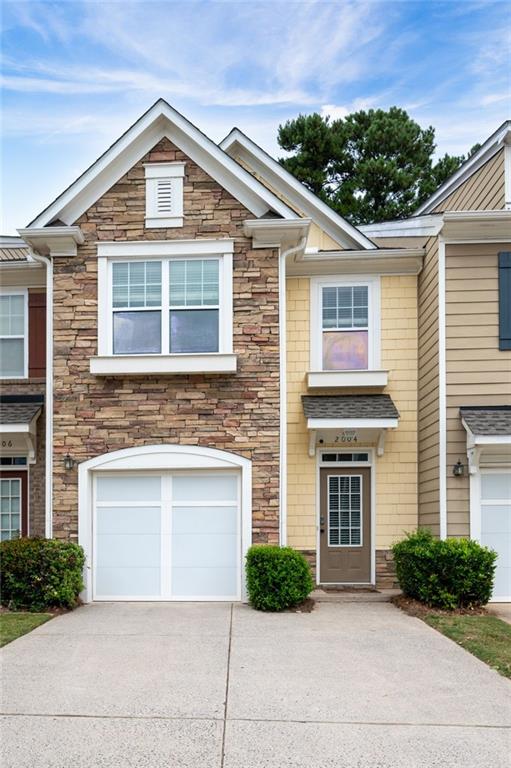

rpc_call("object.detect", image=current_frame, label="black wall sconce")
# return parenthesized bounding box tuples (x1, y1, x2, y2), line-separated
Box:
(64, 454, 76, 471)
(452, 460, 465, 477)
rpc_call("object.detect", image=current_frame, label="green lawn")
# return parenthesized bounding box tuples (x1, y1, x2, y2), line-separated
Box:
(0, 612, 53, 647)
(425, 614, 511, 679)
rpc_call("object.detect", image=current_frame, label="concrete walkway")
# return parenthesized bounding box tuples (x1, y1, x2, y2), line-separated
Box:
(1, 602, 510, 767)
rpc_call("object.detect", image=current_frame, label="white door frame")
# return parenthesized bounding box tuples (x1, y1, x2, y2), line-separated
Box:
(78, 444, 252, 603)
(315, 448, 375, 586)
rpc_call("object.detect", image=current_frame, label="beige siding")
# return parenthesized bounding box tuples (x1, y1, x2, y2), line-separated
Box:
(418, 236, 440, 534)
(433, 149, 505, 213)
(286, 274, 418, 553)
(445, 241, 511, 537)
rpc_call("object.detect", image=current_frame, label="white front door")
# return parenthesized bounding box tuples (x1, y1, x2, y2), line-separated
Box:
(93, 471, 240, 601)
(480, 471, 511, 602)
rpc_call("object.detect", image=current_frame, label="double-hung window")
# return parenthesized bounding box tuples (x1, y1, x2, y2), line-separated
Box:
(311, 277, 380, 374)
(95, 240, 235, 374)
(0, 290, 27, 378)
(111, 258, 221, 355)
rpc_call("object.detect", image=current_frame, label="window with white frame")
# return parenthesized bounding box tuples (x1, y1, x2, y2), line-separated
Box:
(96, 240, 234, 369)
(111, 257, 221, 355)
(312, 278, 379, 372)
(0, 291, 27, 378)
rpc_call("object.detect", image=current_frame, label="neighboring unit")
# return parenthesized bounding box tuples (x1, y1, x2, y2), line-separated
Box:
(1, 102, 509, 601)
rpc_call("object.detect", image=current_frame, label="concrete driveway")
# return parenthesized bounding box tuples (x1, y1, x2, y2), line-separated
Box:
(1, 602, 510, 767)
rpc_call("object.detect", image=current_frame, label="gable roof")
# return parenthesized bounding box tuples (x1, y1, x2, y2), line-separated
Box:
(416, 120, 511, 215)
(219, 128, 375, 251)
(28, 100, 298, 228)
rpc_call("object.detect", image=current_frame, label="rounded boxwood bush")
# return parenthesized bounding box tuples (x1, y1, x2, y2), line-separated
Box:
(1, 537, 85, 611)
(246, 545, 314, 611)
(392, 529, 497, 609)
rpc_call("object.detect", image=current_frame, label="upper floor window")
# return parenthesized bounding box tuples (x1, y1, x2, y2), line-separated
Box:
(144, 162, 185, 228)
(311, 277, 380, 372)
(111, 257, 221, 355)
(94, 240, 235, 375)
(0, 290, 27, 379)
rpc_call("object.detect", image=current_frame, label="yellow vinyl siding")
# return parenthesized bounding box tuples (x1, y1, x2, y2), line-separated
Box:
(286, 274, 418, 552)
(417, 237, 440, 534)
(433, 150, 505, 212)
(445, 241, 511, 537)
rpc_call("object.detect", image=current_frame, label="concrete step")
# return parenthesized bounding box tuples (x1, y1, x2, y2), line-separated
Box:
(312, 588, 401, 603)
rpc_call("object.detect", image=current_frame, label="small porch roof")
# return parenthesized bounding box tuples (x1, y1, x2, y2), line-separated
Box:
(302, 395, 399, 457)
(460, 406, 511, 472)
(0, 396, 43, 462)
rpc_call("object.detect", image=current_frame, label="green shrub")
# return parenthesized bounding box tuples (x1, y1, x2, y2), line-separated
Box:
(392, 529, 497, 610)
(1, 537, 85, 611)
(246, 545, 314, 611)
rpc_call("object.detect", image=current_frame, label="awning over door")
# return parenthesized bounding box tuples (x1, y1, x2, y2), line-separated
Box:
(0, 396, 43, 462)
(302, 394, 399, 457)
(461, 406, 511, 471)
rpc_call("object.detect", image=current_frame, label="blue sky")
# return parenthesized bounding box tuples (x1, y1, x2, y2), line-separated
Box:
(1, 0, 510, 233)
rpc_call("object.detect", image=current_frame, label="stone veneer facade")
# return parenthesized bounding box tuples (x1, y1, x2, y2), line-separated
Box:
(51, 138, 281, 542)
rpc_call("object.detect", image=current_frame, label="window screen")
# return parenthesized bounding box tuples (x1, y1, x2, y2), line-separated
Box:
(322, 286, 369, 370)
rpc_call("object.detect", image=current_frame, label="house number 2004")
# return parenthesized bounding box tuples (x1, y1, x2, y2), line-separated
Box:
(335, 432, 358, 443)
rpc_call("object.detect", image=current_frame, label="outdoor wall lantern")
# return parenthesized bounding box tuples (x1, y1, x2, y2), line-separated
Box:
(452, 460, 465, 477)
(64, 454, 76, 471)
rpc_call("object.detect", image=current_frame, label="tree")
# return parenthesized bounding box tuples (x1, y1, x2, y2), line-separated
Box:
(278, 107, 469, 225)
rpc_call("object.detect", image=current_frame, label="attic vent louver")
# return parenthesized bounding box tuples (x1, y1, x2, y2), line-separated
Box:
(144, 162, 185, 228)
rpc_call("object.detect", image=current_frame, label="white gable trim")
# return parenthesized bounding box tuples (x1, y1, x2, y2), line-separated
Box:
(417, 121, 511, 215)
(220, 128, 376, 251)
(28, 100, 297, 228)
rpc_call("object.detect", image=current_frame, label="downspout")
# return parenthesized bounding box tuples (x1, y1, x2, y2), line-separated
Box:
(278, 235, 307, 546)
(438, 236, 447, 540)
(27, 249, 53, 538)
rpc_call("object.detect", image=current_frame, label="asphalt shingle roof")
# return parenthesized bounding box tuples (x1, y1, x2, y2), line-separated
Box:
(460, 406, 511, 436)
(0, 402, 42, 425)
(302, 395, 399, 420)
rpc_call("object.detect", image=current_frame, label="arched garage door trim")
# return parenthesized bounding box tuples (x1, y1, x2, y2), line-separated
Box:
(78, 444, 252, 602)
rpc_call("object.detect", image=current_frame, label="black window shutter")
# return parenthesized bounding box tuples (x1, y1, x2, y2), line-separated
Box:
(498, 252, 511, 350)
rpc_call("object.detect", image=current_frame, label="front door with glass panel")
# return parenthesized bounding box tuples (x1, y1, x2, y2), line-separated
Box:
(0, 471, 28, 540)
(319, 467, 371, 583)
(93, 471, 240, 601)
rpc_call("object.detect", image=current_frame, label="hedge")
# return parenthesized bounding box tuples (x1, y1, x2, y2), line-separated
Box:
(392, 529, 496, 610)
(1, 537, 85, 611)
(246, 545, 314, 611)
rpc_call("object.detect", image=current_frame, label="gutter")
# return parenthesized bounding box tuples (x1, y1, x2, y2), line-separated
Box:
(278, 235, 308, 546)
(26, 248, 53, 538)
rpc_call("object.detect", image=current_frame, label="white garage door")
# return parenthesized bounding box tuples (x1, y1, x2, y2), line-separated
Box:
(480, 471, 511, 602)
(93, 472, 240, 601)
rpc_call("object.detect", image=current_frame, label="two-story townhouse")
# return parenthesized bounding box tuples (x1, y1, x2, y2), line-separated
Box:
(360, 122, 511, 601)
(2, 100, 508, 603)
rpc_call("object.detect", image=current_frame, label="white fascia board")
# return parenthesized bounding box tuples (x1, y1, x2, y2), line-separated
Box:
(359, 214, 443, 238)
(28, 100, 296, 228)
(307, 417, 398, 430)
(243, 218, 310, 248)
(471, 435, 511, 446)
(18, 226, 84, 257)
(90, 353, 237, 376)
(220, 128, 376, 251)
(307, 370, 388, 389)
(97, 238, 234, 258)
(441, 210, 511, 241)
(417, 122, 511, 214)
(287, 247, 424, 276)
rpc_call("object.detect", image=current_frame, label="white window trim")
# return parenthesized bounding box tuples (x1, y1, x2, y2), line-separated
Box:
(0, 287, 28, 380)
(144, 162, 185, 228)
(309, 275, 381, 377)
(93, 240, 235, 375)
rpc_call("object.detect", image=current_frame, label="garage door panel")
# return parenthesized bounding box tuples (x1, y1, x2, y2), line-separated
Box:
(96, 533, 161, 568)
(172, 475, 237, 502)
(172, 533, 238, 569)
(481, 533, 511, 567)
(96, 567, 161, 598)
(96, 476, 161, 502)
(172, 506, 238, 535)
(172, 567, 238, 598)
(492, 565, 511, 598)
(481, 474, 511, 500)
(481, 506, 511, 534)
(96, 506, 161, 535)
